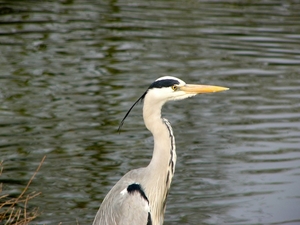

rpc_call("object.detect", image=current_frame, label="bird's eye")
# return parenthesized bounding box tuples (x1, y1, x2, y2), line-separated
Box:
(171, 85, 177, 91)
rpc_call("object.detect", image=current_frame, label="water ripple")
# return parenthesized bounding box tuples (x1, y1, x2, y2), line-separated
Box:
(0, 1, 300, 224)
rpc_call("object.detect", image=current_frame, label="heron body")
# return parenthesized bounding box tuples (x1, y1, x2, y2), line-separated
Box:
(92, 76, 228, 225)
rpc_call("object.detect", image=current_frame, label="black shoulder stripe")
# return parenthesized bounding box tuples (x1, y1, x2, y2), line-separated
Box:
(147, 212, 152, 225)
(148, 79, 179, 89)
(127, 183, 149, 203)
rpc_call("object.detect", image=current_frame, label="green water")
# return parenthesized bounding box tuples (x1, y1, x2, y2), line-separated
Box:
(1, 1, 300, 224)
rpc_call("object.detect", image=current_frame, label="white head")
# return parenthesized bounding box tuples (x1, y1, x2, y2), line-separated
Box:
(118, 76, 228, 130)
(144, 76, 229, 103)
(144, 76, 197, 103)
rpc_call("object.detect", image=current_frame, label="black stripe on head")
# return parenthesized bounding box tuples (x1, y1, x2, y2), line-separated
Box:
(127, 183, 149, 203)
(118, 78, 180, 132)
(148, 79, 180, 90)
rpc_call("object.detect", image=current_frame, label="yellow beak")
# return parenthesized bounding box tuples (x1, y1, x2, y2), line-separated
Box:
(178, 84, 229, 94)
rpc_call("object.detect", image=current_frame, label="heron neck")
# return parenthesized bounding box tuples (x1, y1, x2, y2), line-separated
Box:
(143, 100, 176, 174)
(142, 97, 176, 225)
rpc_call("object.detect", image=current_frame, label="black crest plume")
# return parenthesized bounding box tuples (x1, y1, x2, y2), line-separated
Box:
(117, 91, 147, 132)
(117, 78, 179, 132)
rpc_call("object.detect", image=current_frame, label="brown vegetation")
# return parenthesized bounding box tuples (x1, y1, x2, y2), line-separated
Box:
(0, 156, 46, 225)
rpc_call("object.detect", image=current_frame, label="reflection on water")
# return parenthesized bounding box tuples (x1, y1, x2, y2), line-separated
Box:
(0, 1, 300, 224)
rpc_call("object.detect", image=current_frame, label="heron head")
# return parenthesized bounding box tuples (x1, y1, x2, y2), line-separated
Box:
(144, 76, 229, 102)
(118, 76, 228, 131)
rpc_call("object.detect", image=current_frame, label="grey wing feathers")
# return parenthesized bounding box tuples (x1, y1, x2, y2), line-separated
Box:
(92, 171, 152, 225)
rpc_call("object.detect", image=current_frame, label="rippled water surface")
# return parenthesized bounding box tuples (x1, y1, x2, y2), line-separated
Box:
(1, 1, 300, 224)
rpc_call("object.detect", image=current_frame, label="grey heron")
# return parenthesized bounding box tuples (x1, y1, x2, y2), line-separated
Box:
(92, 76, 228, 225)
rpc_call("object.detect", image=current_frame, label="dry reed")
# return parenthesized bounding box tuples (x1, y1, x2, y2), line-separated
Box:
(0, 156, 46, 225)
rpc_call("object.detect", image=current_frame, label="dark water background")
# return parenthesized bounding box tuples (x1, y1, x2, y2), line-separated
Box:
(1, 1, 300, 224)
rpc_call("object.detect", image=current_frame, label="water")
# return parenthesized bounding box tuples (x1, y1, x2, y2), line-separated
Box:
(0, 1, 300, 224)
